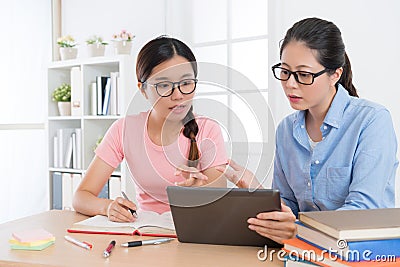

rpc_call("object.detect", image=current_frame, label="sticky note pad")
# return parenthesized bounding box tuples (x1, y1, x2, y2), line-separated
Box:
(12, 228, 54, 243)
(9, 237, 56, 247)
(10, 240, 55, 251)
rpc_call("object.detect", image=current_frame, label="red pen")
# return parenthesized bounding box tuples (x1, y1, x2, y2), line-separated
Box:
(103, 240, 116, 258)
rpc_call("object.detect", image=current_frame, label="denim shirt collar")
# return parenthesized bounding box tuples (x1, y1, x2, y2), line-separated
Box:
(295, 84, 350, 129)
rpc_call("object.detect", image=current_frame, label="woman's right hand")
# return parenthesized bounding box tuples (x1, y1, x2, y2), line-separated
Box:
(106, 197, 137, 222)
(216, 159, 263, 189)
(247, 202, 297, 244)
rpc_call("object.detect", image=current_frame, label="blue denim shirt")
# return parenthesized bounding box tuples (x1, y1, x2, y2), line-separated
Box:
(272, 85, 398, 218)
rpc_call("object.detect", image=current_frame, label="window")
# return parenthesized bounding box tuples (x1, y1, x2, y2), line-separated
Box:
(167, 0, 272, 185)
(179, 0, 269, 143)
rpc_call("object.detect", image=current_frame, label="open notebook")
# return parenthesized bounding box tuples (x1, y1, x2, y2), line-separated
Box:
(68, 210, 176, 237)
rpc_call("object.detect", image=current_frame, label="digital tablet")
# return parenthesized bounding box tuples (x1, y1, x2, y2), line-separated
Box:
(166, 186, 282, 247)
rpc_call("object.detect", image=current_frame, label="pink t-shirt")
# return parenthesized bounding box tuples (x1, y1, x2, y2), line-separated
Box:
(95, 111, 228, 214)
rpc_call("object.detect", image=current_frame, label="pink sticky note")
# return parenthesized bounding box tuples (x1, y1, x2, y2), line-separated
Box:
(12, 228, 54, 243)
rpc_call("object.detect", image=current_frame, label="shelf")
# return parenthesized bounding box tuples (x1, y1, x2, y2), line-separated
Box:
(83, 115, 121, 120)
(48, 55, 132, 69)
(47, 55, 136, 210)
(49, 167, 84, 174)
(48, 115, 121, 121)
(49, 167, 121, 177)
(48, 116, 81, 121)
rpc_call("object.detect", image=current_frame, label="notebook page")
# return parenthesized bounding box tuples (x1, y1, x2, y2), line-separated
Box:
(135, 210, 175, 230)
(74, 215, 134, 228)
(74, 210, 174, 230)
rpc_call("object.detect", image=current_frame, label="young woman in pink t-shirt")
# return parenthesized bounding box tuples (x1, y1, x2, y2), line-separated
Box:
(73, 36, 228, 222)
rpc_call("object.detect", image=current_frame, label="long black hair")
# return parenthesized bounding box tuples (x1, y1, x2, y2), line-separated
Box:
(280, 17, 358, 97)
(136, 36, 200, 167)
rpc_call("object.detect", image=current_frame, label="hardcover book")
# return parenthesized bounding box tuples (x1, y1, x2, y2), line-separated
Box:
(296, 221, 400, 261)
(283, 238, 400, 267)
(298, 208, 400, 241)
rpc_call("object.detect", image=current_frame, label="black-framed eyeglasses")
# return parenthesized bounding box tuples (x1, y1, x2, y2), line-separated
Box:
(144, 78, 198, 97)
(271, 63, 328, 85)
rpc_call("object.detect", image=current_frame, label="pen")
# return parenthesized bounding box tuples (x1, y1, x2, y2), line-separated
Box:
(120, 237, 174, 247)
(64, 235, 92, 250)
(121, 191, 138, 218)
(103, 240, 116, 258)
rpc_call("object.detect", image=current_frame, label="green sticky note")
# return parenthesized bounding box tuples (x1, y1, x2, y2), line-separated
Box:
(10, 240, 55, 251)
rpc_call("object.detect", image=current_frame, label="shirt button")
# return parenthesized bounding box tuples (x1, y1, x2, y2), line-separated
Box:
(323, 126, 327, 130)
(315, 160, 320, 164)
(301, 125, 305, 128)
(307, 182, 311, 187)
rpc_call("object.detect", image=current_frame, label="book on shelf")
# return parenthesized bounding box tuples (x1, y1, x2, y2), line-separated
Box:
(53, 136, 58, 168)
(98, 181, 109, 199)
(116, 76, 122, 115)
(298, 208, 400, 241)
(96, 76, 109, 115)
(67, 210, 176, 238)
(109, 176, 121, 200)
(54, 128, 81, 169)
(296, 221, 400, 262)
(71, 132, 77, 169)
(64, 135, 73, 168)
(74, 129, 82, 169)
(52, 172, 62, 210)
(90, 82, 97, 116)
(56, 128, 75, 168)
(71, 173, 82, 197)
(283, 238, 400, 267)
(52, 173, 109, 211)
(102, 77, 111, 115)
(70, 66, 82, 116)
(62, 173, 73, 210)
(110, 72, 119, 115)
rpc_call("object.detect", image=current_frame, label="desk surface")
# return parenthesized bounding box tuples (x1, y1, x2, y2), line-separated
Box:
(0, 210, 284, 266)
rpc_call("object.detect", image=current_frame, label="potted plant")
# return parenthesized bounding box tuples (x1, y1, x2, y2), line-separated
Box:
(52, 83, 71, 116)
(57, 35, 78, 60)
(112, 30, 135, 55)
(86, 35, 108, 57)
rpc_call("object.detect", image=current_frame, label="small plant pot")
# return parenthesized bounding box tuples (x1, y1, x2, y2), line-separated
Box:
(87, 44, 106, 57)
(59, 47, 78, 60)
(58, 102, 71, 116)
(113, 41, 132, 55)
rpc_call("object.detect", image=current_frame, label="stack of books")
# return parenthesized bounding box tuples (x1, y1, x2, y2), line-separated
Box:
(9, 228, 55, 251)
(283, 208, 400, 266)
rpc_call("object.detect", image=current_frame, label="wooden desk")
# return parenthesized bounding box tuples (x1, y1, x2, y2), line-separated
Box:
(0, 210, 284, 266)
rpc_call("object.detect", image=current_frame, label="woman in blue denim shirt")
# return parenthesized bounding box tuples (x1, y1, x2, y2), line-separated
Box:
(219, 17, 398, 244)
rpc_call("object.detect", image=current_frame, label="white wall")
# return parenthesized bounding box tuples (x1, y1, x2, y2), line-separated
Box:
(268, 0, 400, 205)
(61, 0, 167, 59)
(0, 0, 51, 223)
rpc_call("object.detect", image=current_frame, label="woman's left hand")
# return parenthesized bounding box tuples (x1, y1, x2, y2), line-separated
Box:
(247, 202, 297, 244)
(174, 165, 208, 187)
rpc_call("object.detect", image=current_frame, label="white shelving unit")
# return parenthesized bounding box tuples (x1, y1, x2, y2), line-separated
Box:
(46, 55, 136, 210)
